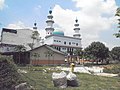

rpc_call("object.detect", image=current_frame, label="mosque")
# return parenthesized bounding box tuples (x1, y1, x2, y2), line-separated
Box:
(0, 9, 82, 55)
(43, 9, 82, 55)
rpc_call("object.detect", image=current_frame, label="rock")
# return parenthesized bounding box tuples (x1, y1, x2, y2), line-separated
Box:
(52, 71, 67, 88)
(66, 72, 79, 87)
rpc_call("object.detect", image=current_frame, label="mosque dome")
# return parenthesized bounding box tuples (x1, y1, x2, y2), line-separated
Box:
(53, 29, 64, 36)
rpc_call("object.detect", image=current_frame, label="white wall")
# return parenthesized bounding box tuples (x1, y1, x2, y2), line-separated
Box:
(1, 29, 41, 51)
(45, 35, 82, 48)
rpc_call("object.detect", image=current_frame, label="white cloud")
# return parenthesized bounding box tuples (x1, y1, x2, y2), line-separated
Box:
(6, 21, 46, 39)
(34, 5, 41, 11)
(6, 21, 30, 29)
(52, 0, 118, 48)
(0, 0, 5, 10)
(38, 29, 46, 39)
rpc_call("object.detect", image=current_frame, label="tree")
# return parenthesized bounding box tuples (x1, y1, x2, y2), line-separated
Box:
(14, 45, 26, 52)
(73, 48, 83, 56)
(28, 31, 40, 50)
(27, 43, 34, 50)
(84, 42, 109, 64)
(111, 47, 120, 62)
(114, 7, 120, 38)
(0, 55, 23, 89)
(115, 7, 120, 16)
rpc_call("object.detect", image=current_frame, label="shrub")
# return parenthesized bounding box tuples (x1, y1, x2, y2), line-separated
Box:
(103, 64, 120, 74)
(118, 73, 120, 77)
(0, 55, 23, 89)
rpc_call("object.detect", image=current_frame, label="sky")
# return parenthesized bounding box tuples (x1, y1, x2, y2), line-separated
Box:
(0, 0, 120, 49)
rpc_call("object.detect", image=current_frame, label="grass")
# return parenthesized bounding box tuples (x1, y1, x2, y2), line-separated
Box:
(18, 66, 120, 90)
(103, 64, 120, 74)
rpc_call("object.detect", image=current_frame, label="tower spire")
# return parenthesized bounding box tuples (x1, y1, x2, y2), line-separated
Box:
(33, 21, 37, 30)
(73, 18, 81, 38)
(75, 17, 78, 23)
(49, 7, 52, 14)
(45, 8, 54, 37)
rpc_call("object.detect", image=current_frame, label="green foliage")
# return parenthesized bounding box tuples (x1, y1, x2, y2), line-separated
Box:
(115, 7, 120, 16)
(73, 48, 83, 56)
(0, 55, 23, 89)
(111, 47, 120, 61)
(84, 42, 109, 62)
(114, 7, 120, 38)
(31, 31, 40, 40)
(27, 43, 34, 50)
(118, 73, 120, 77)
(29, 30, 40, 49)
(103, 64, 120, 74)
(114, 32, 120, 38)
(14, 45, 26, 52)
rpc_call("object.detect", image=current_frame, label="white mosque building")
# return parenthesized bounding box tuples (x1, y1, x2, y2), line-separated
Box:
(44, 9, 82, 55)
(0, 9, 82, 55)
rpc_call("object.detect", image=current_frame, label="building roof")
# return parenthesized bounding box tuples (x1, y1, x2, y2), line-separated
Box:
(53, 30, 64, 36)
(29, 44, 65, 55)
(45, 34, 81, 40)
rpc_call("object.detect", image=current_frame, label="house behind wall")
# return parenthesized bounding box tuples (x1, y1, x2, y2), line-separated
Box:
(30, 44, 65, 65)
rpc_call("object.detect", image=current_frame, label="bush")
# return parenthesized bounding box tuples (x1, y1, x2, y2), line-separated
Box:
(0, 55, 23, 89)
(118, 73, 120, 77)
(103, 64, 120, 74)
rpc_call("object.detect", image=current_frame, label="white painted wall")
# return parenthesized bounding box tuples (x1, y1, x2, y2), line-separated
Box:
(2, 29, 32, 45)
(45, 35, 82, 48)
(1, 29, 41, 51)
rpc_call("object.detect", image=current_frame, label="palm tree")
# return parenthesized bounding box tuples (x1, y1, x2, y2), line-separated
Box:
(27, 43, 34, 50)
(115, 7, 120, 16)
(28, 31, 40, 49)
(114, 7, 120, 38)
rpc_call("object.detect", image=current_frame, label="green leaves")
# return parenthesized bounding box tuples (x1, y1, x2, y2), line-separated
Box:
(111, 47, 120, 61)
(31, 31, 40, 40)
(114, 7, 120, 38)
(14, 45, 26, 52)
(115, 7, 120, 16)
(84, 42, 109, 61)
(29, 30, 40, 49)
(0, 55, 22, 89)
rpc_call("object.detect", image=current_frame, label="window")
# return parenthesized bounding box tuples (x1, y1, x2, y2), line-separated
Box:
(59, 47, 61, 51)
(54, 40, 56, 42)
(72, 48, 73, 51)
(64, 41, 66, 44)
(69, 42, 71, 45)
(6, 47, 9, 51)
(62, 47, 66, 50)
(72, 42, 75, 44)
(76, 43, 78, 46)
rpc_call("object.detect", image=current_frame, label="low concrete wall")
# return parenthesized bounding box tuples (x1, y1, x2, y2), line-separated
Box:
(31, 60, 65, 65)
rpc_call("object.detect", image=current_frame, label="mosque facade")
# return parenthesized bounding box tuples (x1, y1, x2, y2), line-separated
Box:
(44, 9, 82, 55)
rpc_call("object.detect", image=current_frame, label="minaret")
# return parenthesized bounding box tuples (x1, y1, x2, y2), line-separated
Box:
(45, 8, 54, 37)
(33, 22, 37, 30)
(73, 18, 81, 38)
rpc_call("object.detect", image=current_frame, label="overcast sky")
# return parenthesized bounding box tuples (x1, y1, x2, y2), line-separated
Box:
(0, 0, 120, 49)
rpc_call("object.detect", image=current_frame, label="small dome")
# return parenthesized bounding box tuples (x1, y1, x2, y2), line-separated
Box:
(53, 29, 64, 36)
